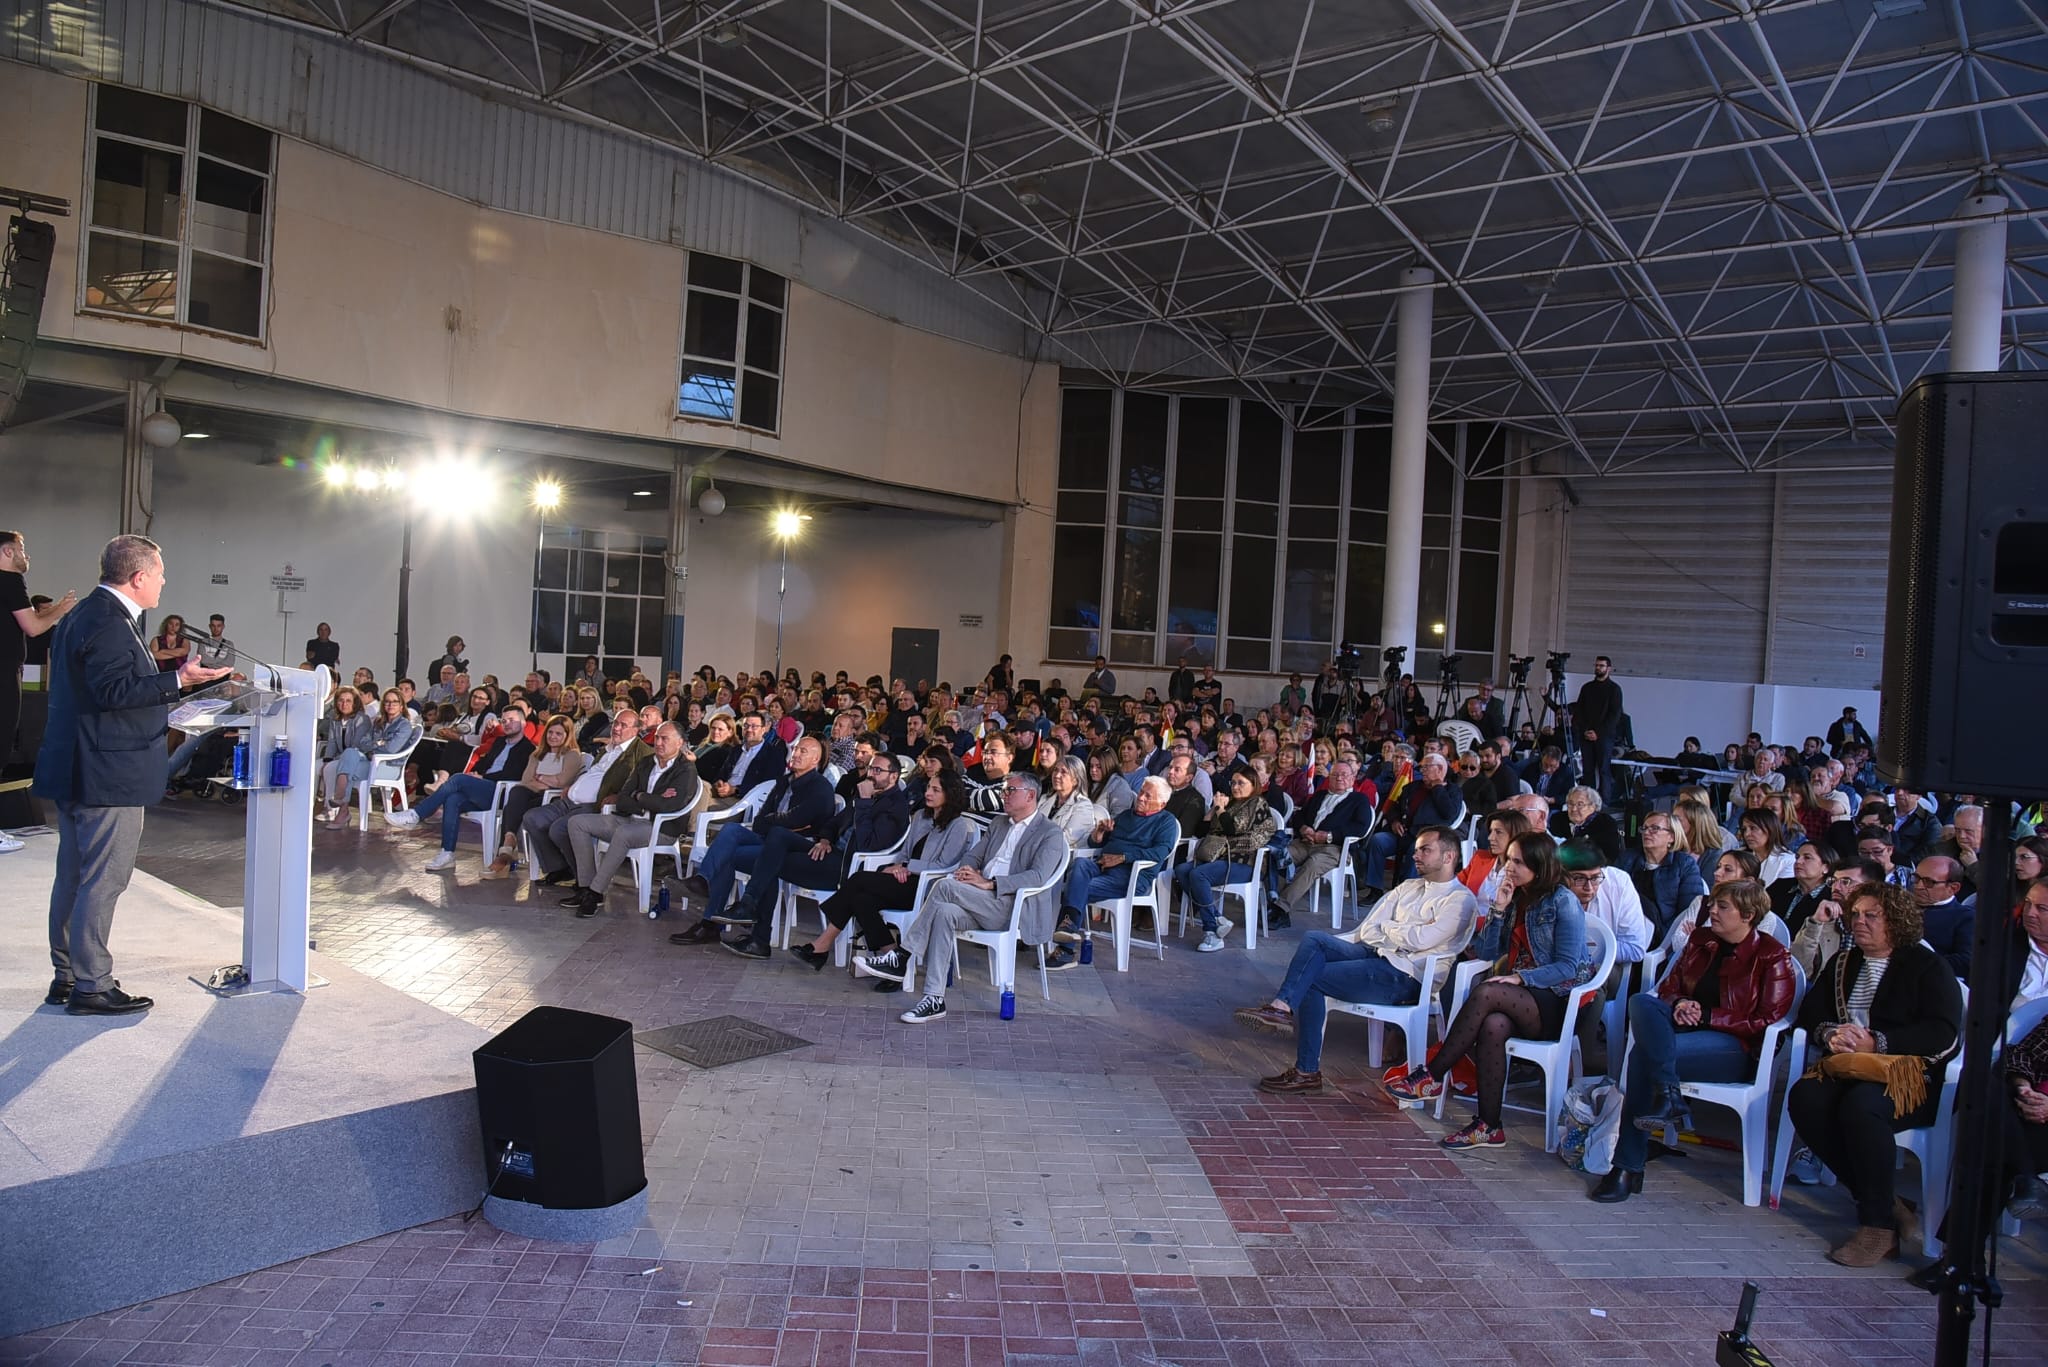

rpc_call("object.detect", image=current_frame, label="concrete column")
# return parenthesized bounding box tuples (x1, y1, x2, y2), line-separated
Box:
(664, 457, 695, 678)
(1379, 266, 1435, 665)
(1951, 191, 2008, 373)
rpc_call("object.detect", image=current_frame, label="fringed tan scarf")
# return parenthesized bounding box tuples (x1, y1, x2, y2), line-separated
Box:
(1803, 1052, 1928, 1117)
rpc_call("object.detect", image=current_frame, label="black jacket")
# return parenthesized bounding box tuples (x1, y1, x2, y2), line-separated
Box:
(1797, 941, 1962, 1103)
(34, 587, 184, 807)
(751, 769, 836, 837)
(1575, 677, 1623, 739)
(1288, 788, 1377, 842)
(731, 734, 788, 792)
(612, 755, 700, 820)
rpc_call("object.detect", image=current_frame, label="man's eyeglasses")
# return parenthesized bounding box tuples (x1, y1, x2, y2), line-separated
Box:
(1564, 872, 1605, 888)
(1002, 783, 1032, 796)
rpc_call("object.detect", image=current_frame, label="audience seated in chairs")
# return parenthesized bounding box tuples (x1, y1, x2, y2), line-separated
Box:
(792, 769, 977, 970)
(316, 685, 374, 818)
(1041, 756, 1108, 848)
(1172, 768, 1278, 952)
(1385, 831, 1592, 1150)
(554, 723, 699, 917)
(668, 735, 835, 944)
(1362, 753, 1464, 899)
(524, 708, 648, 885)
(1461, 808, 1530, 904)
(712, 712, 787, 802)
(1269, 759, 1377, 928)
(1086, 745, 1135, 817)
(1049, 775, 1178, 968)
(483, 713, 589, 878)
(713, 746, 912, 959)
(1238, 825, 1478, 1094)
(1552, 786, 1623, 867)
(1623, 811, 1706, 938)
(1590, 878, 1795, 1202)
(1739, 809, 1796, 884)
(854, 772, 1068, 1024)
(1787, 882, 1962, 1266)
(386, 700, 534, 869)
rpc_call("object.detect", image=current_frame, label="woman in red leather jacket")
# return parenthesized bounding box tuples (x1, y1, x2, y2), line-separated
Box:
(1590, 878, 1796, 1202)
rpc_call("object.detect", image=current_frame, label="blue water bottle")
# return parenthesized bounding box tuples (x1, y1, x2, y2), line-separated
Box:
(231, 735, 251, 786)
(1079, 934, 1094, 966)
(268, 737, 291, 789)
(999, 986, 1015, 1020)
(653, 884, 670, 919)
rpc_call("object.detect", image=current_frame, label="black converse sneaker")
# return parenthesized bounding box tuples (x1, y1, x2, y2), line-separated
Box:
(899, 994, 947, 1024)
(854, 948, 909, 983)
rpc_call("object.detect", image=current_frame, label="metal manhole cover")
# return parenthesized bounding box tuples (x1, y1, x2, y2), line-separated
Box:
(635, 1014, 812, 1069)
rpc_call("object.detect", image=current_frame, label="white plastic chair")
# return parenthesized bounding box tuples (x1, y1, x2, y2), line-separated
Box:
(1999, 996, 2048, 1235)
(834, 867, 956, 988)
(356, 735, 422, 831)
(687, 780, 774, 878)
(1325, 953, 1448, 1075)
(593, 784, 711, 915)
(1305, 829, 1367, 931)
(1437, 919, 1619, 1152)
(777, 830, 910, 949)
(1087, 819, 1180, 972)
(1768, 983, 1968, 1255)
(1221, 846, 1272, 951)
(459, 779, 521, 859)
(1640, 895, 1703, 989)
(1634, 960, 1809, 1207)
(520, 789, 566, 887)
(952, 848, 1073, 1011)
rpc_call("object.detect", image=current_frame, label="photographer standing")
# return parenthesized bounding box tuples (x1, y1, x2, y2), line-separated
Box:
(1575, 655, 1624, 799)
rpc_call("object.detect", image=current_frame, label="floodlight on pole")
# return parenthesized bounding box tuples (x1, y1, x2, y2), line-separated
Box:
(771, 509, 812, 678)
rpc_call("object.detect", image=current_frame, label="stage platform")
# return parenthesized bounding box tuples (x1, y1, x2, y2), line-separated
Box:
(0, 830, 488, 1337)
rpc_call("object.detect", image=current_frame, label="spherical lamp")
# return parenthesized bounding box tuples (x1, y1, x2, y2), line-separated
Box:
(698, 486, 727, 516)
(139, 411, 182, 448)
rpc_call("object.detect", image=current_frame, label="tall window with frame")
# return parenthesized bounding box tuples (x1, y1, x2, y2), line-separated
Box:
(83, 86, 274, 340)
(1048, 388, 1111, 661)
(679, 252, 786, 432)
(533, 528, 669, 674)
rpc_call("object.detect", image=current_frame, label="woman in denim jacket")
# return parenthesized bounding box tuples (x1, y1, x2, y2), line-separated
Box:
(1386, 831, 1591, 1148)
(326, 688, 422, 826)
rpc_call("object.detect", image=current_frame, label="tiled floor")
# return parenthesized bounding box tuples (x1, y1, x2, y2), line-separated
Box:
(3, 798, 2045, 1365)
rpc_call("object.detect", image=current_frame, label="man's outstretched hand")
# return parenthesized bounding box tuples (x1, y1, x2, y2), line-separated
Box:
(177, 659, 233, 689)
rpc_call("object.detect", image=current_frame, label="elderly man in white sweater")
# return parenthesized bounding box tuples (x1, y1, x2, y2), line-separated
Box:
(1234, 824, 1479, 1095)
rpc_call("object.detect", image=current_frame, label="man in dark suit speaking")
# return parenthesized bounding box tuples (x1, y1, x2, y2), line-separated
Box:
(36, 535, 229, 1016)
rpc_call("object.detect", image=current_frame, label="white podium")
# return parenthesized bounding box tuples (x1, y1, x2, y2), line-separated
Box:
(174, 666, 329, 993)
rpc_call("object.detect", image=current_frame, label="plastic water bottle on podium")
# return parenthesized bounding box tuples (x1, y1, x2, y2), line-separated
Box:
(231, 735, 251, 786)
(268, 737, 291, 789)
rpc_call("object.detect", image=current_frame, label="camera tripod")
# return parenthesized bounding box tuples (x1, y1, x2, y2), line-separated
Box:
(1544, 666, 1576, 762)
(1433, 665, 1465, 721)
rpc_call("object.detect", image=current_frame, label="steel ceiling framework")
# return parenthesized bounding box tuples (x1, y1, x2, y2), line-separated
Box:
(199, 0, 2048, 474)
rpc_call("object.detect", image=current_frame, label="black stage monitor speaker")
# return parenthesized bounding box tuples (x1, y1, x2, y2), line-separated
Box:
(1880, 372, 2048, 795)
(472, 1006, 645, 1211)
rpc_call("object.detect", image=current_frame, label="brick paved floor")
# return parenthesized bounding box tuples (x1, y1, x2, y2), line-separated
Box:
(3, 799, 2044, 1365)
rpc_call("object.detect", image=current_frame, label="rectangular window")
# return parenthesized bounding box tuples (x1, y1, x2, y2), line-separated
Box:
(1049, 389, 1111, 661)
(533, 527, 669, 672)
(1111, 392, 1169, 659)
(679, 252, 785, 432)
(83, 86, 273, 341)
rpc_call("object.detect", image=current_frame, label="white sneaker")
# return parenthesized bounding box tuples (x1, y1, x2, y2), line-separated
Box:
(386, 809, 421, 829)
(1216, 918, 1234, 941)
(0, 834, 23, 853)
(1197, 932, 1226, 952)
(425, 849, 455, 871)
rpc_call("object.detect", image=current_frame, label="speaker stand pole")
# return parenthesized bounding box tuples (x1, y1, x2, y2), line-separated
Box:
(1932, 799, 2016, 1366)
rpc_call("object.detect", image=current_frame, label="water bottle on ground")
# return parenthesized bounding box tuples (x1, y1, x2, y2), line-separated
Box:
(1000, 986, 1015, 1020)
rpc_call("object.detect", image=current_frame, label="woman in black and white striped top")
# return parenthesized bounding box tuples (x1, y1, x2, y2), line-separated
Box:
(1787, 882, 1962, 1268)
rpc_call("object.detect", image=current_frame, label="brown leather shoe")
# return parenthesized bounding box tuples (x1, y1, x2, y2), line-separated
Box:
(1892, 1197, 1922, 1251)
(1827, 1225, 1901, 1267)
(1233, 1004, 1296, 1034)
(1257, 1066, 1327, 1095)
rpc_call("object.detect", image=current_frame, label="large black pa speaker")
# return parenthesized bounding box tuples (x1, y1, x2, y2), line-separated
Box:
(1880, 372, 2048, 795)
(472, 1006, 645, 1211)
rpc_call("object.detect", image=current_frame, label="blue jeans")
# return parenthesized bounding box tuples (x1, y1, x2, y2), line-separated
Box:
(1173, 859, 1252, 932)
(167, 731, 206, 783)
(739, 827, 840, 945)
(1362, 830, 1403, 891)
(1062, 855, 1135, 919)
(699, 823, 764, 918)
(1279, 931, 1420, 1073)
(1613, 992, 1753, 1172)
(411, 772, 500, 851)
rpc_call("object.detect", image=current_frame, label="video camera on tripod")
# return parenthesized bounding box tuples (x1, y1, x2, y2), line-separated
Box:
(1508, 654, 1535, 687)
(1546, 650, 1571, 677)
(1334, 640, 1364, 679)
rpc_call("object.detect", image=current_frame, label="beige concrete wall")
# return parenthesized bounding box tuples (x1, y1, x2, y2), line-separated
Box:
(5, 63, 1059, 523)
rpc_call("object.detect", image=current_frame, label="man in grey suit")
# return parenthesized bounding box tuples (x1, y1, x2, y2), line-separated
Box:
(36, 536, 229, 1015)
(855, 771, 1066, 1023)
